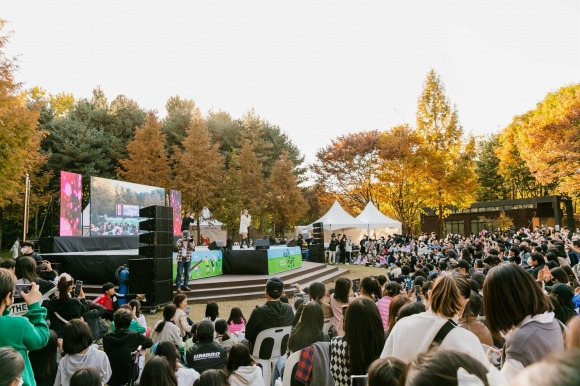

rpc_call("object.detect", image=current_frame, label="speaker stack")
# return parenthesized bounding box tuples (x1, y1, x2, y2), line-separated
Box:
(130, 205, 174, 307)
(309, 222, 325, 263)
(254, 239, 270, 250)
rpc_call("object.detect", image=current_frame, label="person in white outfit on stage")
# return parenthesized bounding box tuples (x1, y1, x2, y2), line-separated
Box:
(239, 210, 251, 249)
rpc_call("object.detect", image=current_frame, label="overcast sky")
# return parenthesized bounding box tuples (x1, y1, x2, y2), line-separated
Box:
(3, 0, 579, 164)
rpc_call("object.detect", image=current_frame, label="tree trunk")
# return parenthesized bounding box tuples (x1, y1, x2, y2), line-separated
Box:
(0, 207, 3, 249)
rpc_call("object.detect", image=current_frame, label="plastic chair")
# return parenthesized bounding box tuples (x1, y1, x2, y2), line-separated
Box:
(282, 350, 302, 386)
(251, 325, 292, 385)
(323, 317, 334, 336)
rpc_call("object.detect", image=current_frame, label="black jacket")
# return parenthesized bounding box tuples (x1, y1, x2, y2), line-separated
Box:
(103, 328, 153, 386)
(244, 300, 294, 357)
(44, 297, 89, 337)
(185, 341, 227, 374)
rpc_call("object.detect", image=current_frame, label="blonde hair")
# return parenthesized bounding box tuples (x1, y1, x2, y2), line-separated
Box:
(429, 275, 463, 318)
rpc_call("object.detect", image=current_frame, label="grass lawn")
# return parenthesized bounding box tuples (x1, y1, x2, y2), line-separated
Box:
(144, 263, 389, 327)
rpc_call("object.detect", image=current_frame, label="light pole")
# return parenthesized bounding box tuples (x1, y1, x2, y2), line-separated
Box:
(23, 174, 31, 241)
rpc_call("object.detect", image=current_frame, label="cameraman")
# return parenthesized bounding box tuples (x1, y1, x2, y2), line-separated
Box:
(176, 230, 195, 292)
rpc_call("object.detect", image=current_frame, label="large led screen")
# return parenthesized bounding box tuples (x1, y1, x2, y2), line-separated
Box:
(90, 177, 165, 236)
(170, 190, 182, 236)
(60, 171, 83, 236)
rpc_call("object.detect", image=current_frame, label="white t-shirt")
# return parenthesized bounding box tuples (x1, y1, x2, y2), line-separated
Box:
(177, 367, 200, 386)
(381, 311, 490, 369)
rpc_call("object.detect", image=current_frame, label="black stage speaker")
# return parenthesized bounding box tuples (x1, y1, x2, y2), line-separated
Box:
(208, 241, 225, 250)
(139, 205, 172, 219)
(130, 279, 173, 306)
(255, 239, 270, 250)
(308, 244, 325, 263)
(138, 231, 173, 245)
(138, 205, 173, 260)
(312, 222, 324, 245)
(138, 245, 173, 259)
(286, 239, 297, 247)
(129, 258, 172, 282)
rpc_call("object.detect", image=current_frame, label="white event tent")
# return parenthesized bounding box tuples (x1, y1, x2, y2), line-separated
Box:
(355, 201, 402, 238)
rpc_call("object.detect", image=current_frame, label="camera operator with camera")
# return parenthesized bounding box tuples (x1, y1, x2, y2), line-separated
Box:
(176, 230, 195, 292)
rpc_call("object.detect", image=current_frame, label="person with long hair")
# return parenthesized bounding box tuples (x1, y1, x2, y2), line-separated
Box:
(150, 304, 184, 351)
(291, 281, 333, 327)
(483, 264, 564, 380)
(44, 273, 89, 337)
(381, 274, 489, 368)
(288, 302, 330, 353)
(204, 301, 220, 323)
(367, 357, 405, 386)
(54, 319, 111, 385)
(215, 319, 238, 353)
(239, 209, 251, 249)
(172, 293, 193, 338)
(140, 356, 178, 386)
(155, 340, 200, 386)
(15, 256, 56, 294)
(377, 282, 400, 331)
(385, 295, 411, 337)
(330, 297, 385, 386)
(227, 307, 247, 334)
(330, 277, 354, 335)
(359, 276, 382, 301)
(193, 369, 229, 386)
(29, 329, 59, 386)
(225, 343, 264, 386)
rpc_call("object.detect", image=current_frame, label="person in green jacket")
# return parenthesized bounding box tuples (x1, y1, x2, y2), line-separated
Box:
(0, 268, 50, 386)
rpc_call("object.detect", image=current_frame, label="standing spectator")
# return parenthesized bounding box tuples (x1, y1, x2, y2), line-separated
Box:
(176, 231, 195, 292)
(45, 274, 89, 337)
(28, 329, 59, 386)
(0, 269, 49, 386)
(181, 211, 193, 232)
(185, 320, 227, 374)
(328, 234, 339, 264)
(54, 319, 112, 386)
(18, 241, 42, 266)
(104, 308, 153, 386)
(339, 234, 347, 264)
(10, 237, 20, 259)
(345, 235, 353, 264)
(243, 277, 294, 356)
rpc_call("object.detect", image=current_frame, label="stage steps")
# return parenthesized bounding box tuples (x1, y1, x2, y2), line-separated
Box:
(81, 262, 348, 304)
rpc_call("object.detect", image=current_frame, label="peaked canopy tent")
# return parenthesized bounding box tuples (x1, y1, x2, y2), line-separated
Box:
(190, 207, 227, 244)
(355, 201, 402, 238)
(294, 200, 365, 242)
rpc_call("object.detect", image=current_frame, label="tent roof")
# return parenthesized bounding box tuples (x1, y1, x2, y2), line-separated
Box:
(310, 200, 364, 230)
(355, 201, 402, 229)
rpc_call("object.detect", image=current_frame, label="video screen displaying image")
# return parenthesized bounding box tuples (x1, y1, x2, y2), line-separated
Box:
(60, 171, 83, 236)
(170, 190, 182, 236)
(90, 177, 165, 236)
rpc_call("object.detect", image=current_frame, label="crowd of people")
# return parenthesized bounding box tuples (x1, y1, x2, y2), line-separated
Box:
(2, 225, 580, 385)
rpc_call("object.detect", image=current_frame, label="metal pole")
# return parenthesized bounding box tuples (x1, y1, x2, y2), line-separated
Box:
(23, 174, 30, 241)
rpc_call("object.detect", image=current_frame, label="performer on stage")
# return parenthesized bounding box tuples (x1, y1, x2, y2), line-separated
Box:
(181, 211, 193, 232)
(239, 209, 251, 249)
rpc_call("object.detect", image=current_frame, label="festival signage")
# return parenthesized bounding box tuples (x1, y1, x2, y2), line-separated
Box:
(267, 246, 302, 274)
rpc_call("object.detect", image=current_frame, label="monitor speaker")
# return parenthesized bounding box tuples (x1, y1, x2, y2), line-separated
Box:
(254, 239, 270, 250)
(286, 239, 297, 247)
(208, 241, 225, 250)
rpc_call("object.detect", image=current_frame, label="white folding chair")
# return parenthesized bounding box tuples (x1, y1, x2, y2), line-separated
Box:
(282, 350, 302, 386)
(251, 325, 292, 385)
(322, 317, 334, 336)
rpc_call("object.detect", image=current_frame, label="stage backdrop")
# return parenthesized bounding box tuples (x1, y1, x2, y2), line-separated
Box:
(173, 250, 223, 281)
(170, 190, 182, 236)
(60, 171, 83, 236)
(90, 176, 165, 236)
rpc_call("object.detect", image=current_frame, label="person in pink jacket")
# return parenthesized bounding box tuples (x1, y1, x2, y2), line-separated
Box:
(376, 282, 401, 331)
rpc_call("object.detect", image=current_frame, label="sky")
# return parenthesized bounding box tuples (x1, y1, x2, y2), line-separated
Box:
(2, 0, 580, 164)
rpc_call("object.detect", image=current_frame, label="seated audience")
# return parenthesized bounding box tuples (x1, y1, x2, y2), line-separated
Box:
(186, 320, 227, 374)
(104, 308, 153, 386)
(193, 369, 229, 386)
(288, 302, 330, 353)
(28, 329, 59, 386)
(155, 340, 200, 386)
(215, 318, 238, 353)
(458, 293, 493, 347)
(329, 277, 354, 335)
(367, 357, 406, 386)
(225, 343, 265, 386)
(151, 304, 184, 351)
(330, 297, 385, 386)
(44, 273, 89, 337)
(140, 356, 178, 386)
(172, 293, 193, 338)
(82, 300, 108, 342)
(205, 301, 220, 323)
(510, 348, 580, 386)
(54, 319, 111, 385)
(69, 368, 102, 386)
(0, 269, 49, 386)
(377, 282, 400, 331)
(385, 295, 412, 338)
(227, 307, 247, 334)
(0, 347, 24, 386)
(15, 256, 56, 295)
(93, 282, 140, 321)
(110, 304, 146, 334)
(546, 283, 576, 324)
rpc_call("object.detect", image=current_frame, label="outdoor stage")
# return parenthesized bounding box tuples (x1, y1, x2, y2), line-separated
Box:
(40, 236, 303, 284)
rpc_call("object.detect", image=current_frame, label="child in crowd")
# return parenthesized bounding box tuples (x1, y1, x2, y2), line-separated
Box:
(93, 282, 142, 321)
(227, 307, 246, 334)
(110, 304, 146, 334)
(82, 300, 108, 342)
(0, 268, 50, 386)
(215, 319, 238, 354)
(205, 301, 220, 323)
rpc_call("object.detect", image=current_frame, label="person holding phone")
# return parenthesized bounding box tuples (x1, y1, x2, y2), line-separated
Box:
(0, 268, 50, 386)
(15, 256, 56, 295)
(44, 273, 89, 337)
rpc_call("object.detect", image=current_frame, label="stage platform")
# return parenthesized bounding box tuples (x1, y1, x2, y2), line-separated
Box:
(82, 261, 348, 303)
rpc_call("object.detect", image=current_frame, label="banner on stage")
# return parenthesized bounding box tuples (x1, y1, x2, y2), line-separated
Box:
(267, 246, 302, 274)
(173, 250, 223, 281)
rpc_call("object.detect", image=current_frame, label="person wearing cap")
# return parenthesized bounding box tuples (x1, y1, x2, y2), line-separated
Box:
(452, 260, 471, 279)
(546, 283, 576, 324)
(243, 277, 294, 357)
(185, 319, 227, 374)
(176, 230, 195, 292)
